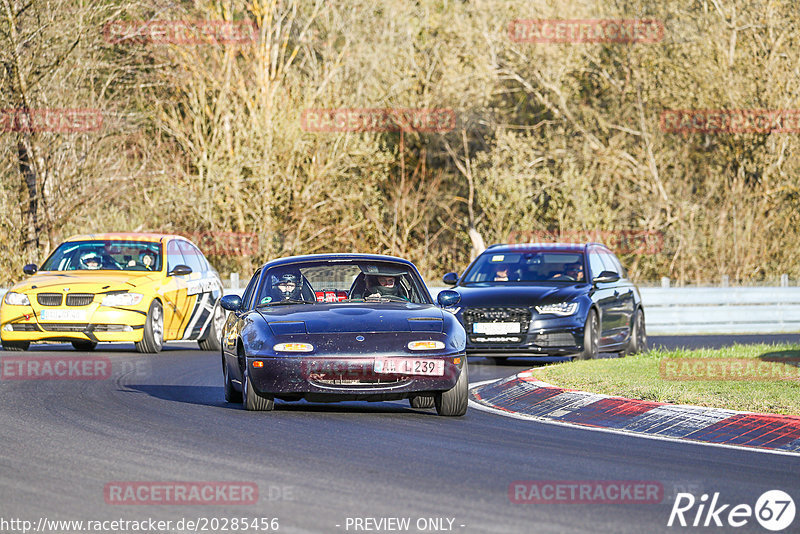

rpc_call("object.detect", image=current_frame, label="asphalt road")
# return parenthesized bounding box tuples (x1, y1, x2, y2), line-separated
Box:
(1, 335, 799, 534)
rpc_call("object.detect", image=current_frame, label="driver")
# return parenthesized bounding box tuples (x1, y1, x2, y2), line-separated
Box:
(80, 252, 102, 270)
(139, 251, 155, 270)
(272, 271, 303, 302)
(552, 262, 584, 281)
(493, 265, 510, 282)
(365, 275, 401, 298)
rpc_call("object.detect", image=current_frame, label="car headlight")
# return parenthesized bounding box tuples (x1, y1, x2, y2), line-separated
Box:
(408, 340, 445, 351)
(535, 302, 579, 316)
(3, 292, 30, 306)
(101, 292, 144, 307)
(273, 342, 314, 353)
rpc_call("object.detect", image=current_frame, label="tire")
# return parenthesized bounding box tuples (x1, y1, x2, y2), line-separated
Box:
(243, 367, 274, 411)
(575, 310, 599, 360)
(135, 300, 164, 353)
(434, 360, 468, 416)
(2, 340, 30, 351)
(223, 356, 242, 403)
(71, 340, 97, 351)
(623, 308, 647, 356)
(410, 395, 435, 409)
(199, 300, 224, 351)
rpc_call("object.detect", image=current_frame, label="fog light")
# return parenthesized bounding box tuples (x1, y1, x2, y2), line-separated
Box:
(252, 361, 264, 368)
(453, 357, 461, 364)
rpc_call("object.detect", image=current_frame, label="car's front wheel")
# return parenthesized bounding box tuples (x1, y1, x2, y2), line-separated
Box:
(2, 340, 30, 351)
(71, 341, 97, 351)
(576, 310, 599, 360)
(135, 300, 163, 353)
(199, 300, 224, 351)
(243, 367, 274, 411)
(434, 360, 468, 416)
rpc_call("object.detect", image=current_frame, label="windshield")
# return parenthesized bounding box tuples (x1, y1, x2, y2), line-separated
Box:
(462, 251, 586, 283)
(255, 260, 430, 306)
(40, 240, 163, 272)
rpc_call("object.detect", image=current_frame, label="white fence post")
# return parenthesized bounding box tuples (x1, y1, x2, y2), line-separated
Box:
(781, 274, 789, 287)
(660, 277, 670, 288)
(230, 272, 239, 291)
(721, 275, 729, 288)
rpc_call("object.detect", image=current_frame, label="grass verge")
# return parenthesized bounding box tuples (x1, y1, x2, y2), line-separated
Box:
(532, 343, 800, 416)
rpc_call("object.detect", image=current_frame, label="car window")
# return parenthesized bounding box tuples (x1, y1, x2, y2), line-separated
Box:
(462, 251, 585, 283)
(166, 240, 186, 273)
(600, 251, 624, 277)
(39, 240, 162, 272)
(177, 240, 205, 274)
(241, 269, 261, 310)
(588, 250, 607, 279)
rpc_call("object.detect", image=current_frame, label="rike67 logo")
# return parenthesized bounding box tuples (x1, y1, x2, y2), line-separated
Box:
(668, 490, 795, 531)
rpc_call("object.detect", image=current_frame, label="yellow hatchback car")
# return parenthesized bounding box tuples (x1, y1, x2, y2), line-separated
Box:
(0, 233, 224, 353)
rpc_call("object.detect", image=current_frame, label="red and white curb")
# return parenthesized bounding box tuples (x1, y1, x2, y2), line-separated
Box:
(469, 370, 800, 456)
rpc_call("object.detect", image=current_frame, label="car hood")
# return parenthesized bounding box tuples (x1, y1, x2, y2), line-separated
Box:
(12, 271, 161, 293)
(453, 282, 589, 307)
(256, 302, 445, 334)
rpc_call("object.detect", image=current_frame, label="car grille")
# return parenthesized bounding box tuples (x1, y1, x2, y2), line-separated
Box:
(463, 307, 531, 344)
(311, 377, 408, 386)
(66, 293, 94, 306)
(534, 332, 577, 347)
(37, 293, 63, 306)
(9, 323, 40, 331)
(39, 323, 86, 332)
(37, 323, 131, 333)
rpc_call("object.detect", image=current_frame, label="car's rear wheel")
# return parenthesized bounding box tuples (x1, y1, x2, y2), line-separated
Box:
(623, 309, 647, 356)
(223, 356, 242, 403)
(576, 310, 599, 360)
(135, 300, 163, 354)
(198, 300, 224, 351)
(2, 340, 30, 351)
(410, 395, 435, 409)
(71, 341, 97, 351)
(434, 360, 468, 416)
(243, 367, 274, 411)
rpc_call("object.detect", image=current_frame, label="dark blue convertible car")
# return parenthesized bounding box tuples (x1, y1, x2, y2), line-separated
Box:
(219, 254, 468, 415)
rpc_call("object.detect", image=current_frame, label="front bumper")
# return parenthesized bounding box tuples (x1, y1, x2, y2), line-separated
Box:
(246, 354, 464, 402)
(0, 303, 146, 344)
(463, 313, 585, 356)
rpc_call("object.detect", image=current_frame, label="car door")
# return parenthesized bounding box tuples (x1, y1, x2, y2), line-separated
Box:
(177, 240, 221, 340)
(161, 239, 192, 340)
(223, 269, 261, 385)
(602, 251, 635, 340)
(588, 247, 618, 345)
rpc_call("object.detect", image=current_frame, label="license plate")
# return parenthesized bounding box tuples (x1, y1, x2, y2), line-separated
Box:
(40, 309, 86, 321)
(473, 322, 521, 335)
(374, 358, 445, 376)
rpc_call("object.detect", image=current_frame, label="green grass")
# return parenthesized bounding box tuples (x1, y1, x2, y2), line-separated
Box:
(532, 343, 800, 416)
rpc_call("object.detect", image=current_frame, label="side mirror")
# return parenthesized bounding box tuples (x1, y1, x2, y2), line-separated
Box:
(437, 290, 461, 307)
(593, 270, 620, 285)
(442, 272, 458, 285)
(23, 264, 38, 275)
(219, 294, 243, 311)
(169, 264, 192, 276)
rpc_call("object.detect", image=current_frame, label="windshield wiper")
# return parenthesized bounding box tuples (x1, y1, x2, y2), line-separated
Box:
(257, 299, 311, 307)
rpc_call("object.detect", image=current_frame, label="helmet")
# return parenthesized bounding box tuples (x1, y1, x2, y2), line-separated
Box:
(365, 274, 399, 297)
(272, 271, 302, 301)
(80, 252, 102, 270)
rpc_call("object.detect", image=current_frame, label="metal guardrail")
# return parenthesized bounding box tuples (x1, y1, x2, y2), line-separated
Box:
(2, 287, 799, 335)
